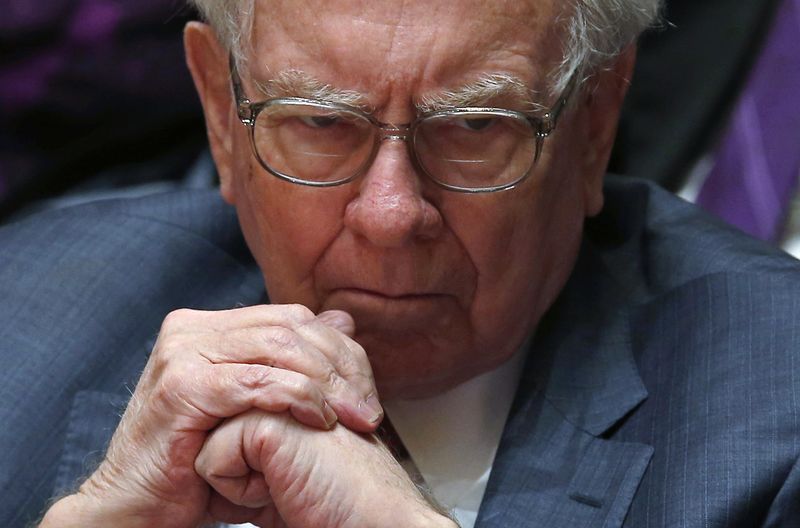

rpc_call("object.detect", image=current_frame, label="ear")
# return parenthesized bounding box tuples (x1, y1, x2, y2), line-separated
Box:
(579, 43, 637, 217)
(184, 21, 238, 204)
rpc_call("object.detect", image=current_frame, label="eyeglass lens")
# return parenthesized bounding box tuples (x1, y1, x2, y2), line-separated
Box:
(253, 102, 539, 188)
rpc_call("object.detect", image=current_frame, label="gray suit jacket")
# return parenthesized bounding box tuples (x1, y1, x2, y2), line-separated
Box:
(1, 177, 799, 526)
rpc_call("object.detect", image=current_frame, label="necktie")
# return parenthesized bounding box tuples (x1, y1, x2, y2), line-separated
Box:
(696, 0, 800, 242)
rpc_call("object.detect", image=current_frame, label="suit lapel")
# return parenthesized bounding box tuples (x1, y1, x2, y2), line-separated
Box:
(476, 241, 654, 527)
(476, 397, 653, 528)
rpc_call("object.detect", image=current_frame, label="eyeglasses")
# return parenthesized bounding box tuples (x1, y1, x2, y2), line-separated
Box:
(231, 63, 576, 193)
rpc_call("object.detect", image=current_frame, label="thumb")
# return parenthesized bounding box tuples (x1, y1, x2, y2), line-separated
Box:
(316, 310, 356, 337)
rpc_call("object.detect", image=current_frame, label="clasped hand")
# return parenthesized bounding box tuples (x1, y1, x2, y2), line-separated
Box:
(41, 305, 455, 528)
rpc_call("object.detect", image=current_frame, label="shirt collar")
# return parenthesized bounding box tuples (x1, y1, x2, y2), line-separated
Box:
(384, 345, 528, 523)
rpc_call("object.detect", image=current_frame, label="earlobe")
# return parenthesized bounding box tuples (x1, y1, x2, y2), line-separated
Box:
(580, 44, 637, 217)
(184, 21, 237, 204)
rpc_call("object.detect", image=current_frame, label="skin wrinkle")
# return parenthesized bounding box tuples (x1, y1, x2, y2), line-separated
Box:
(249, 68, 547, 115)
(381, 0, 405, 81)
(211, 0, 625, 398)
(194, 0, 659, 98)
(248, 3, 552, 114)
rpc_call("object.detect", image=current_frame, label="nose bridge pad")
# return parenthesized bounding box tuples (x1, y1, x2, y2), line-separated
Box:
(369, 123, 422, 178)
(378, 123, 412, 142)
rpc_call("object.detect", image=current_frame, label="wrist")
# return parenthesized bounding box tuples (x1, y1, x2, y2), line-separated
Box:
(39, 474, 202, 528)
(39, 492, 146, 528)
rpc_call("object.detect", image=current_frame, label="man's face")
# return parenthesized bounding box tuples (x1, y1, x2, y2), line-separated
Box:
(190, 0, 629, 399)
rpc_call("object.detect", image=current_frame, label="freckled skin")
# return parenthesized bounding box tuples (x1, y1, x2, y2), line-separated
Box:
(214, 0, 629, 399)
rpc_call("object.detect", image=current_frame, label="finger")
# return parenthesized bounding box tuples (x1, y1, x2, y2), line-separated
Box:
(200, 415, 287, 528)
(197, 417, 272, 509)
(289, 317, 382, 430)
(166, 305, 372, 398)
(198, 326, 381, 431)
(162, 304, 319, 334)
(316, 309, 356, 337)
(202, 307, 374, 403)
(162, 305, 377, 416)
(167, 362, 338, 429)
(297, 314, 374, 393)
(158, 305, 381, 430)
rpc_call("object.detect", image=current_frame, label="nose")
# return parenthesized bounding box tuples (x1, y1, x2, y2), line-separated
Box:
(343, 140, 443, 248)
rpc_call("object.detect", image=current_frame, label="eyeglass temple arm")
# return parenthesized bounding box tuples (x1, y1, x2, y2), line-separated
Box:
(229, 55, 255, 125)
(539, 72, 579, 137)
(532, 72, 580, 161)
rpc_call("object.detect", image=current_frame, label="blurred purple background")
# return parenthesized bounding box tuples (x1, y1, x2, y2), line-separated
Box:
(0, 0, 206, 220)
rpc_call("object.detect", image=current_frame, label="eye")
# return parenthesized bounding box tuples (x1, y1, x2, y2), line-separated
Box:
(299, 115, 341, 128)
(454, 116, 497, 131)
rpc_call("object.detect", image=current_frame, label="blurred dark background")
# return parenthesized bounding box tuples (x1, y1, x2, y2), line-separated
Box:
(0, 0, 784, 222)
(0, 0, 206, 220)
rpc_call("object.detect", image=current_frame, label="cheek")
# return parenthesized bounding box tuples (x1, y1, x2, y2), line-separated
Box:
(233, 161, 349, 310)
(452, 154, 588, 353)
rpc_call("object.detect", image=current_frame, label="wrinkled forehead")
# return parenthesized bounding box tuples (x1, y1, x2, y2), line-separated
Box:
(248, 0, 563, 102)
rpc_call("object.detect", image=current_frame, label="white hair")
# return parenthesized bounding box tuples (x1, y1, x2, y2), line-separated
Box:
(188, 0, 662, 96)
(556, 0, 663, 94)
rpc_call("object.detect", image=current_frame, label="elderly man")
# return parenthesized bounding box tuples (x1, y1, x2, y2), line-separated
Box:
(1, 0, 799, 526)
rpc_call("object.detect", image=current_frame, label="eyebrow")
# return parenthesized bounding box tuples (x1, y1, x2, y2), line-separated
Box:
(417, 74, 545, 114)
(254, 70, 372, 110)
(253, 70, 544, 114)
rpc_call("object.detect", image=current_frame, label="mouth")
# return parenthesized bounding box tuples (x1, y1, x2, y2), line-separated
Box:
(327, 287, 452, 308)
(336, 288, 446, 301)
(321, 288, 457, 331)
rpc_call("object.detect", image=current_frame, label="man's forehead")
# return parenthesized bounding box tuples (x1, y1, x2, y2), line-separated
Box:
(249, 0, 558, 109)
(257, 0, 545, 26)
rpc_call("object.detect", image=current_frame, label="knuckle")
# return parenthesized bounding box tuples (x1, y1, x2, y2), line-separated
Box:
(295, 376, 318, 399)
(338, 345, 362, 371)
(161, 308, 196, 330)
(258, 326, 298, 350)
(348, 341, 369, 363)
(152, 332, 192, 361)
(146, 336, 189, 380)
(238, 364, 274, 391)
(323, 367, 342, 391)
(159, 367, 183, 391)
(281, 303, 316, 325)
(150, 367, 189, 408)
(338, 342, 374, 382)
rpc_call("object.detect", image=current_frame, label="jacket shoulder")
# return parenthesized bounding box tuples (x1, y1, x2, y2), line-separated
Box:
(0, 190, 264, 526)
(593, 179, 800, 526)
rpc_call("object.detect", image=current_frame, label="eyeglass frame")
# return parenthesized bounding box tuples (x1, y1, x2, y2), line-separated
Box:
(230, 57, 578, 193)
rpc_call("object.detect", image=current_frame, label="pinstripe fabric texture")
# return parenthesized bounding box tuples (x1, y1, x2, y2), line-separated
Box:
(1, 178, 799, 526)
(478, 178, 800, 527)
(0, 191, 265, 527)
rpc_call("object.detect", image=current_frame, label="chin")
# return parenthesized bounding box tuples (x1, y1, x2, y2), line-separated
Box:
(357, 329, 507, 400)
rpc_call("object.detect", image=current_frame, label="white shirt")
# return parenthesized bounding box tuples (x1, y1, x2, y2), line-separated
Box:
(384, 349, 527, 528)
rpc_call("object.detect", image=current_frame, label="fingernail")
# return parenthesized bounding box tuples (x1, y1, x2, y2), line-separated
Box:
(359, 393, 383, 424)
(322, 400, 338, 428)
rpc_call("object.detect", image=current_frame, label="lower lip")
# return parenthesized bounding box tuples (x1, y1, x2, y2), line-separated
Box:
(323, 289, 455, 326)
